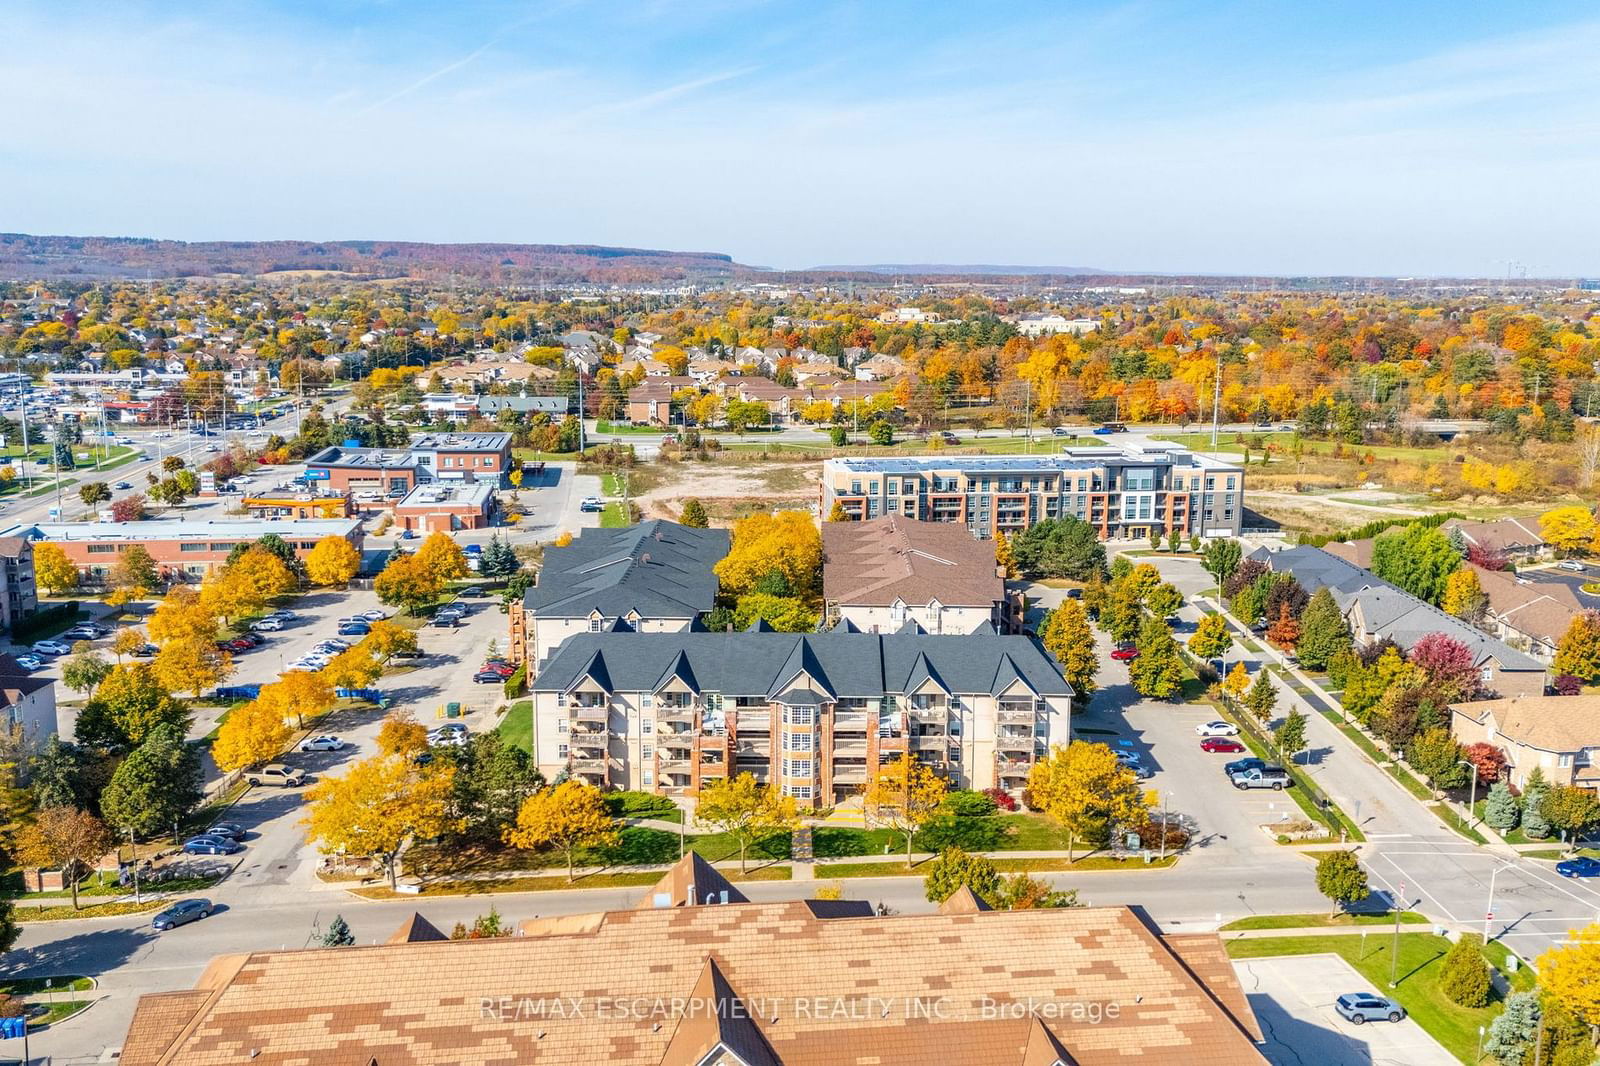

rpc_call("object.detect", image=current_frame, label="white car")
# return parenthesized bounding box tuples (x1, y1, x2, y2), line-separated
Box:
(430, 732, 469, 748)
(14, 655, 44, 671)
(359, 609, 388, 622)
(320, 638, 352, 651)
(31, 640, 72, 656)
(63, 625, 101, 641)
(301, 735, 346, 752)
(1195, 721, 1240, 737)
(251, 617, 284, 632)
(290, 655, 330, 670)
(1558, 560, 1586, 573)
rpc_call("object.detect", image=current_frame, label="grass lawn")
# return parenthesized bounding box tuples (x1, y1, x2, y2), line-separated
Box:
(595, 421, 663, 435)
(354, 864, 791, 899)
(496, 700, 532, 754)
(820, 854, 1178, 878)
(1220, 912, 1429, 931)
(12, 897, 169, 922)
(1226, 932, 1533, 1063)
(599, 502, 629, 527)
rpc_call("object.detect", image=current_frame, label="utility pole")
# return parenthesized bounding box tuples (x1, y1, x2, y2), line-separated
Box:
(1210, 347, 1223, 448)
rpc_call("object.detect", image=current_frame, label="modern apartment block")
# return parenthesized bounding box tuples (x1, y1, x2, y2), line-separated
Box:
(529, 631, 1073, 805)
(820, 445, 1245, 541)
(0, 537, 37, 634)
(508, 520, 730, 670)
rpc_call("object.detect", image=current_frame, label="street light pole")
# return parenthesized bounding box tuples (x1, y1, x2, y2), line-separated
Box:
(1459, 759, 1479, 826)
(1389, 879, 1405, 988)
(1485, 862, 1512, 942)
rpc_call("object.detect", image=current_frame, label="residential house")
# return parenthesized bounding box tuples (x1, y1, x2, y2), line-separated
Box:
(508, 520, 730, 670)
(1470, 564, 1580, 664)
(823, 516, 1022, 634)
(1013, 314, 1101, 337)
(1451, 693, 1600, 791)
(729, 378, 806, 422)
(1249, 545, 1547, 697)
(0, 654, 56, 744)
(1440, 516, 1548, 561)
(119, 854, 1268, 1066)
(626, 381, 677, 425)
(855, 354, 906, 381)
(532, 630, 1073, 802)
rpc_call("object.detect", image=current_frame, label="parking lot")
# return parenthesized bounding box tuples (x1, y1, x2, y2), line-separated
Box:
(1233, 955, 1457, 1066)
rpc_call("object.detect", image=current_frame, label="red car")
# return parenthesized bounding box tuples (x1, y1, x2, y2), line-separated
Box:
(479, 662, 516, 678)
(1200, 737, 1246, 753)
(1110, 645, 1139, 661)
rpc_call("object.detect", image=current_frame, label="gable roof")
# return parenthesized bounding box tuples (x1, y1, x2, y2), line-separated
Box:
(659, 957, 781, 1066)
(1452, 693, 1600, 753)
(637, 852, 749, 909)
(523, 521, 730, 621)
(120, 901, 1265, 1066)
(532, 632, 1072, 701)
(387, 912, 448, 944)
(823, 517, 1004, 609)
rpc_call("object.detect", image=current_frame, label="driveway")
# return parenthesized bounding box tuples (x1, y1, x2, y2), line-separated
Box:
(1233, 955, 1458, 1066)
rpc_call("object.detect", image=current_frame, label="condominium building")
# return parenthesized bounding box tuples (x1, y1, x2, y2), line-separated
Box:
(508, 520, 730, 670)
(820, 445, 1245, 541)
(0, 537, 37, 635)
(529, 631, 1073, 805)
(822, 516, 1022, 634)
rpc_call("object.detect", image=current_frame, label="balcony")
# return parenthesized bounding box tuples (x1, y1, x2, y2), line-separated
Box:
(910, 733, 949, 751)
(834, 713, 869, 733)
(833, 739, 868, 758)
(996, 758, 1033, 779)
(569, 704, 608, 724)
(996, 732, 1035, 752)
(570, 756, 610, 774)
(734, 741, 770, 758)
(569, 722, 607, 737)
(832, 764, 867, 785)
(657, 707, 694, 725)
(997, 704, 1036, 725)
(659, 758, 691, 774)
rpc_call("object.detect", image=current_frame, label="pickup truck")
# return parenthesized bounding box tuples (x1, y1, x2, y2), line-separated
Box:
(1230, 767, 1291, 791)
(244, 764, 306, 788)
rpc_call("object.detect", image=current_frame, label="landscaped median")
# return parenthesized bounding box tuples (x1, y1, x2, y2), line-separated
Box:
(1225, 931, 1533, 1064)
(0, 975, 97, 1027)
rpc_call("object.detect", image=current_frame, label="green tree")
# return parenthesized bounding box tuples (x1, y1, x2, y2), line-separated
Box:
(1439, 933, 1491, 1008)
(1295, 588, 1352, 671)
(321, 914, 355, 947)
(1482, 781, 1520, 833)
(77, 480, 111, 515)
(1314, 849, 1370, 915)
(1129, 615, 1184, 700)
(28, 735, 87, 810)
(1522, 769, 1551, 839)
(1008, 517, 1107, 581)
(1039, 600, 1098, 697)
(1244, 671, 1278, 723)
(1186, 615, 1233, 660)
(61, 650, 111, 695)
(1483, 991, 1540, 1066)
(1145, 582, 1182, 619)
(867, 420, 894, 445)
(74, 663, 190, 751)
(1274, 710, 1308, 764)
(1406, 727, 1468, 794)
(679, 498, 709, 528)
(1370, 524, 1461, 604)
(1230, 581, 1265, 628)
(1097, 583, 1142, 645)
(1202, 538, 1243, 588)
(99, 723, 203, 838)
(923, 846, 1002, 907)
(445, 732, 544, 842)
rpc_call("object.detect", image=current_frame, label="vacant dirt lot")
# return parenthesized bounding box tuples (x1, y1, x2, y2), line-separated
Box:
(636, 460, 820, 523)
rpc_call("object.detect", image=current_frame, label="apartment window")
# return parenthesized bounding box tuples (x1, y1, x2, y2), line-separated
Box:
(557, 744, 568, 758)
(557, 718, 568, 733)
(783, 758, 814, 777)
(784, 705, 815, 725)
(1226, 476, 1236, 490)
(86, 544, 115, 554)
(556, 692, 567, 708)
(1479, 666, 1494, 684)
(642, 693, 653, 708)
(642, 718, 653, 733)
(642, 743, 654, 759)
(704, 692, 723, 712)
(209, 542, 235, 551)
(179, 543, 207, 552)
(783, 731, 814, 752)
(1558, 753, 1572, 768)
(851, 480, 861, 495)
(1124, 467, 1155, 491)
(642, 771, 654, 786)
(790, 785, 812, 799)
(887, 500, 898, 513)
(1077, 478, 1087, 491)
(886, 480, 897, 496)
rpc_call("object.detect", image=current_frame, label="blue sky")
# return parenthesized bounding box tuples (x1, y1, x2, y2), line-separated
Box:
(4, 1, 1598, 275)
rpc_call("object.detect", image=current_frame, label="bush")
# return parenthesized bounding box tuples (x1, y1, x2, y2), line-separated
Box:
(503, 662, 527, 699)
(942, 789, 998, 818)
(913, 815, 1004, 853)
(601, 790, 679, 821)
(12, 601, 83, 642)
(1552, 674, 1582, 696)
(1439, 933, 1492, 1008)
(983, 787, 1018, 812)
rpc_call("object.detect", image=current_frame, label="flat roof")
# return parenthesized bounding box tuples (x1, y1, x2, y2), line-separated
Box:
(7, 518, 362, 543)
(304, 446, 419, 469)
(395, 482, 495, 509)
(409, 432, 511, 451)
(825, 445, 1240, 474)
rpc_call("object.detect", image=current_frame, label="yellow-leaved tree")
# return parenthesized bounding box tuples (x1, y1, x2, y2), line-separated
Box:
(713, 510, 822, 600)
(1222, 661, 1252, 701)
(34, 542, 79, 595)
(862, 756, 949, 867)
(152, 636, 231, 698)
(148, 586, 219, 646)
(376, 710, 429, 758)
(359, 620, 418, 662)
(258, 670, 336, 729)
(213, 700, 291, 773)
(1536, 923, 1600, 1031)
(320, 648, 382, 691)
(1025, 741, 1148, 860)
(1540, 506, 1598, 556)
(414, 532, 469, 583)
(505, 780, 619, 882)
(374, 553, 443, 616)
(302, 753, 455, 888)
(696, 773, 799, 873)
(304, 535, 361, 587)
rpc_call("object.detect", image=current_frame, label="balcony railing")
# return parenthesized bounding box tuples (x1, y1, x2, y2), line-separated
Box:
(659, 759, 691, 774)
(570, 757, 609, 774)
(996, 732, 1035, 751)
(996, 705, 1036, 725)
(996, 758, 1033, 777)
(657, 708, 694, 724)
(569, 705, 607, 723)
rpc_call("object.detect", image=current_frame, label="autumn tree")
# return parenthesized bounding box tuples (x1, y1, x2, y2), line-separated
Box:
(1186, 614, 1233, 660)
(376, 710, 430, 758)
(77, 480, 111, 516)
(1145, 582, 1182, 620)
(1539, 505, 1598, 556)
(147, 585, 219, 646)
(993, 532, 1018, 579)
(320, 647, 382, 691)
(34, 541, 78, 595)
(1440, 569, 1489, 625)
(1222, 661, 1252, 702)
(862, 756, 949, 867)
(213, 700, 291, 772)
(359, 620, 418, 662)
(258, 670, 336, 729)
(504, 780, 618, 882)
(303, 753, 455, 888)
(1553, 610, 1600, 683)
(1265, 603, 1300, 651)
(1406, 727, 1467, 794)
(415, 532, 469, 583)
(305, 535, 361, 587)
(74, 662, 190, 751)
(374, 553, 444, 615)
(714, 510, 823, 600)
(1460, 741, 1506, 785)
(1129, 615, 1184, 700)
(109, 544, 158, 594)
(153, 636, 231, 698)
(1025, 741, 1146, 859)
(695, 773, 799, 872)
(1039, 600, 1098, 697)
(14, 807, 114, 910)
(1537, 923, 1600, 1032)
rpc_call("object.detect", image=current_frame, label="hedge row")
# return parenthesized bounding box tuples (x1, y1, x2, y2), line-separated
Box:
(12, 601, 84, 642)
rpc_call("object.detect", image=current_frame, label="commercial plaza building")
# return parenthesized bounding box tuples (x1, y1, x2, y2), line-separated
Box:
(3, 518, 365, 580)
(820, 445, 1245, 540)
(304, 432, 513, 492)
(529, 630, 1073, 805)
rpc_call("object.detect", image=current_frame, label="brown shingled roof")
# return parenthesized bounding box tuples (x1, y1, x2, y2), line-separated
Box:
(1452, 693, 1600, 753)
(823, 517, 1004, 609)
(121, 900, 1266, 1066)
(388, 912, 448, 944)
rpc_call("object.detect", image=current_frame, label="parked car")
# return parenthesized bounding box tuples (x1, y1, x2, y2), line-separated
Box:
(252, 617, 284, 632)
(152, 898, 214, 930)
(430, 616, 458, 629)
(1555, 856, 1600, 878)
(14, 655, 43, 671)
(63, 624, 101, 641)
(113, 480, 133, 489)
(1224, 756, 1268, 777)
(1231, 767, 1291, 790)
(461, 587, 486, 598)
(181, 835, 241, 856)
(267, 610, 299, 622)
(579, 496, 605, 512)
(473, 669, 510, 683)
(1334, 993, 1405, 1025)
(132, 643, 158, 657)
(301, 735, 346, 752)
(318, 639, 351, 651)
(207, 823, 247, 840)
(31, 640, 71, 656)
(390, 645, 425, 659)
(1196, 721, 1240, 737)
(430, 723, 468, 742)
(1558, 560, 1586, 573)
(940, 431, 959, 444)
(479, 663, 515, 677)
(234, 633, 263, 648)
(359, 609, 388, 622)
(244, 764, 306, 788)
(337, 622, 371, 636)
(1109, 645, 1139, 661)
(1200, 737, 1246, 753)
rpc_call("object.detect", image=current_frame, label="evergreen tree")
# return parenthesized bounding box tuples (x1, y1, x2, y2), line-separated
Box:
(1482, 781, 1520, 833)
(1274, 711, 1308, 764)
(1439, 933, 1491, 1008)
(1295, 588, 1352, 670)
(679, 498, 709, 529)
(1521, 769, 1551, 838)
(321, 914, 355, 947)
(1483, 991, 1540, 1066)
(1244, 671, 1278, 723)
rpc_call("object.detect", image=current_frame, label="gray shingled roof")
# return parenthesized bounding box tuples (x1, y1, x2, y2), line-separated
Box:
(533, 632, 1073, 700)
(523, 521, 730, 620)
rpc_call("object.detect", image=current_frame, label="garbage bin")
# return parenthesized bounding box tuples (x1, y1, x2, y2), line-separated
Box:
(446, 702, 461, 718)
